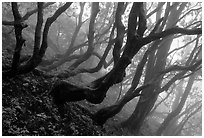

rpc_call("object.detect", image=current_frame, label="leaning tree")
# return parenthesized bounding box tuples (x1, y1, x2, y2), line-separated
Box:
(2, 2, 202, 135)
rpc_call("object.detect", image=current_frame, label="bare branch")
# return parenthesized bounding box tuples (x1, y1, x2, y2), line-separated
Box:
(126, 47, 150, 95)
(149, 17, 164, 35)
(2, 2, 55, 26)
(156, 73, 196, 135)
(151, 84, 175, 113)
(15, 3, 72, 75)
(113, 2, 126, 66)
(146, 2, 165, 19)
(68, 2, 99, 70)
(39, 2, 72, 57)
(161, 59, 202, 74)
(10, 2, 27, 73)
(87, 3, 100, 51)
(142, 27, 202, 46)
(33, 2, 43, 55)
(175, 7, 202, 26)
(158, 2, 177, 32)
(137, 2, 147, 37)
(167, 36, 200, 58)
(127, 2, 140, 38)
(66, 2, 85, 51)
(78, 25, 116, 73)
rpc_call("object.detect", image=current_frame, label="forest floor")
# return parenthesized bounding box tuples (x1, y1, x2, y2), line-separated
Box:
(2, 49, 133, 136)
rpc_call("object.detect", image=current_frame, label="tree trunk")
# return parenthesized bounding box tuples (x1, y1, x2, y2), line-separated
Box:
(121, 3, 186, 134)
(3, 3, 72, 77)
(121, 88, 159, 134)
(92, 84, 150, 125)
(9, 3, 27, 76)
(156, 74, 195, 135)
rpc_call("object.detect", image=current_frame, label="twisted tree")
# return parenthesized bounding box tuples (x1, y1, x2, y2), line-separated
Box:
(2, 2, 202, 135)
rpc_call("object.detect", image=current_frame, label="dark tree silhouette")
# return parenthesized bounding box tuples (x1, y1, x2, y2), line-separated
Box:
(49, 3, 201, 127)
(2, 2, 202, 135)
(3, 2, 72, 77)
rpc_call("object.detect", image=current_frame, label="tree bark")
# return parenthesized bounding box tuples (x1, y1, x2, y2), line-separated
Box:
(68, 2, 100, 70)
(112, 2, 126, 67)
(156, 74, 196, 135)
(92, 84, 150, 125)
(121, 3, 188, 134)
(121, 87, 159, 133)
(9, 3, 27, 76)
(11, 3, 72, 76)
(48, 2, 201, 124)
(2, 2, 55, 26)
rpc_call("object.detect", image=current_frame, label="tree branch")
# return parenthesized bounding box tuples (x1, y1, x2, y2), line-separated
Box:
(15, 3, 72, 75)
(137, 2, 147, 37)
(39, 2, 72, 58)
(146, 2, 165, 19)
(113, 2, 126, 66)
(66, 2, 86, 52)
(33, 2, 43, 56)
(142, 27, 202, 46)
(125, 47, 151, 96)
(10, 2, 27, 74)
(166, 36, 200, 58)
(149, 17, 164, 35)
(68, 2, 99, 70)
(76, 24, 116, 74)
(160, 59, 202, 74)
(156, 73, 196, 135)
(2, 2, 55, 26)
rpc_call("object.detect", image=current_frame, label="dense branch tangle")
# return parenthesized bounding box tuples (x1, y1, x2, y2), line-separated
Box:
(91, 2, 201, 126)
(39, 3, 202, 122)
(3, 2, 202, 128)
(3, 2, 72, 77)
(2, 2, 55, 26)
